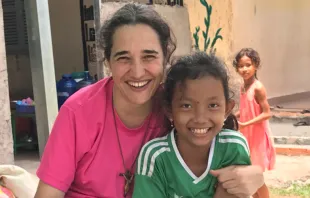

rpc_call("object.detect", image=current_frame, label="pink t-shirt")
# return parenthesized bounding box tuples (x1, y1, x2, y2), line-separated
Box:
(37, 77, 167, 198)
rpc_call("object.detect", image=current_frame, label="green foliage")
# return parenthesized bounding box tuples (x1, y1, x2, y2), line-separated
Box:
(270, 184, 310, 198)
(193, 0, 223, 54)
(193, 26, 200, 50)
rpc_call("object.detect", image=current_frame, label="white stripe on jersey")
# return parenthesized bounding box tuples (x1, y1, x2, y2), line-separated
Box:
(147, 147, 171, 177)
(219, 131, 250, 151)
(174, 193, 184, 198)
(219, 138, 250, 156)
(137, 135, 168, 175)
(142, 142, 169, 175)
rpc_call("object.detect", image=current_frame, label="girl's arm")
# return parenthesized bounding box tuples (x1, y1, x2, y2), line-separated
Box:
(235, 111, 240, 119)
(210, 131, 263, 197)
(214, 184, 238, 198)
(240, 84, 271, 127)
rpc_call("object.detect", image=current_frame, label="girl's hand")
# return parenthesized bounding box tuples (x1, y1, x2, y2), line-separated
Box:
(210, 165, 264, 198)
(238, 121, 247, 130)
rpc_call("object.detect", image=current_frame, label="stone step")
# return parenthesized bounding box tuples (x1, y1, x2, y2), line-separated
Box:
(269, 122, 310, 137)
(273, 136, 310, 145)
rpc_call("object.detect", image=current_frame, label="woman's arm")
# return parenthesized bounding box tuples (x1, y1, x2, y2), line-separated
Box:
(210, 165, 264, 197)
(35, 105, 86, 196)
(35, 181, 65, 198)
(239, 85, 271, 128)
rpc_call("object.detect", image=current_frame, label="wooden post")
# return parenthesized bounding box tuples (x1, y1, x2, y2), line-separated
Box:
(24, 0, 58, 158)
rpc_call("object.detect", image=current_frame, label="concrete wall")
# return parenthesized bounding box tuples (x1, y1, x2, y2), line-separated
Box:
(102, 0, 149, 3)
(7, 0, 84, 100)
(7, 0, 309, 107)
(185, 0, 310, 107)
(155, 5, 192, 57)
(184, 0, 241, 102)
(184, 0, 233, 61)
(0, 0, 14, 164)
(232, 0, 310, 102)
(95, 1, 192, 78)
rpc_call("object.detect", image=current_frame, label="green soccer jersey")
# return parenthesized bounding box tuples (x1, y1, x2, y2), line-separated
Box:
(133, 129, 251, 198)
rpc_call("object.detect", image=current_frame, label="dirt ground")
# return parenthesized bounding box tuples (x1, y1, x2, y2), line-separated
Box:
(265, 155, 310, 188)
(14, 152, 310, 197)
(266, 155, 310, 198)
(271, 196, 301, 198)
(15, 153, 310, 185)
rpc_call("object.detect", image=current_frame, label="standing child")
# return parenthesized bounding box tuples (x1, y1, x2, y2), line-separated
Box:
(234, 48, 276, 198)
(133, 52, 251, 198)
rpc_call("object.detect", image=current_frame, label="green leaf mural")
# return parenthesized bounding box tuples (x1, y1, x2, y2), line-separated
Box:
(193, 0, 223, 54)
(193, 26, 200, 50)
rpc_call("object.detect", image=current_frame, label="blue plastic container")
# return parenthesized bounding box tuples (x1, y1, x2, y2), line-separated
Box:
(57, 74, 77, 108)
(76, 71, 95, 90)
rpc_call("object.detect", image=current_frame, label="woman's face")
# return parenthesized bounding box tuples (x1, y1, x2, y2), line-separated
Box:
(107, 24, 164, 105)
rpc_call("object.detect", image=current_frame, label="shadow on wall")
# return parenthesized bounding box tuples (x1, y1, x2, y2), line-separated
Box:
(7, 55, 33, 100)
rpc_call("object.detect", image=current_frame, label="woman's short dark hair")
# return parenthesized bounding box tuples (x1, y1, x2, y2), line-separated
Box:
(99, 3, 176, 64)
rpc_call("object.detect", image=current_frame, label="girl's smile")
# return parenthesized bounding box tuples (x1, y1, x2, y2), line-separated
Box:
(171, 77, 228, 148)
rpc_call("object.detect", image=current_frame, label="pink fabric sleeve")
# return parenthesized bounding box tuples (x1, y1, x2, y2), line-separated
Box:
(36, 105, 86, 192)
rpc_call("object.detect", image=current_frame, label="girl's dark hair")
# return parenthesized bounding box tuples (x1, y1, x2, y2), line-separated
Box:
(164, 52, 238, 131)
(233, 48, 261, 68)
(223, 114, 239, 131)
(99, 3, 176, 63)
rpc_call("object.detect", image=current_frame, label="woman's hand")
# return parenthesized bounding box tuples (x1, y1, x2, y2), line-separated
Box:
(214, 183, 238, 198)
(210, 165, 264, 198)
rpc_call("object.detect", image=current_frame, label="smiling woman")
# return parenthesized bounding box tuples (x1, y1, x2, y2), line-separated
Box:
(34, 3, 264, 198)
(34, 4, 175, 198)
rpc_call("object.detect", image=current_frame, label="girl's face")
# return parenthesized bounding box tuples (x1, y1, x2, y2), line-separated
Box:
(170, 76, 234, 148)
(236, 55, 257, 80)
(107, 24, 164, 105)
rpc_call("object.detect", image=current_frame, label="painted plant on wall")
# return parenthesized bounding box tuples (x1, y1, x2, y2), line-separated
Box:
(193, 0, 223, 54)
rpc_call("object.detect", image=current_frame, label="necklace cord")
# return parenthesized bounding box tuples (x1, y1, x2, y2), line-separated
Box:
(111, 94, 152, 182)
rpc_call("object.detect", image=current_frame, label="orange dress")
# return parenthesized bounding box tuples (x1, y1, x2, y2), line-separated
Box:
(239, 80, 276, 171)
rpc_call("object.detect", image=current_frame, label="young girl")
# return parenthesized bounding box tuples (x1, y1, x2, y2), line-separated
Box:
(234, 48, 276, 198)
(133, 52, 251, 198)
